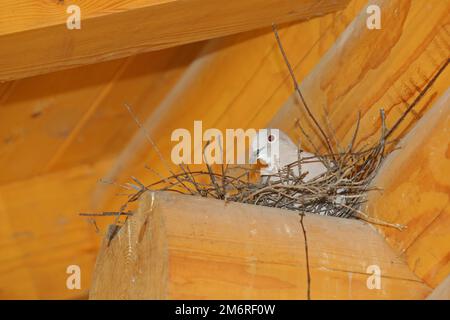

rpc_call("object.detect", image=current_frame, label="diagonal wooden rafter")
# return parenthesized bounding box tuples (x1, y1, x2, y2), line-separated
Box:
(268, 0, 450, 289)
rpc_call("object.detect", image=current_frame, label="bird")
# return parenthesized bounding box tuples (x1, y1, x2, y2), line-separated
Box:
(250, 129, 327, 183)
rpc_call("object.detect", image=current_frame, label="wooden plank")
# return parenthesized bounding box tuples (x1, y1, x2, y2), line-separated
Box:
(365, 90, 450, 288)
(0, 0, 349, 81)
(427, 276, 450, 300)
(0, 158, 113, 299)
(0, 42, 204, 184)
(0, 58, 126, 184)
(269, 0, 449, 153)
(90, 191, 431, 299)
(0, 199, 39, 299)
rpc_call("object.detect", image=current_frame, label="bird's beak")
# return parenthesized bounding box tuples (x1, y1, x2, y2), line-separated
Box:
(250, 150, 258, 164)
(250, 147, 263, 164)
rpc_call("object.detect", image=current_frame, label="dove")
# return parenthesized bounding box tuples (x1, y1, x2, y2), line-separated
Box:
(250, 129, 327, 182)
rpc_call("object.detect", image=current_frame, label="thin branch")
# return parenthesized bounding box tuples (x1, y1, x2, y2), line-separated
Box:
(272, 24, 336, 161)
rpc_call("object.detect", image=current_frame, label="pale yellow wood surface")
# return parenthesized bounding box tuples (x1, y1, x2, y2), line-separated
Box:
(0, 0, 349, 81)
(270, 0, 449, 153)
(427, 276, 450, 300)
(0, 159, 113, 299)
(0, 43, 204, 185)
(90, 191, 431, 300)
(366, 90, 450, 288)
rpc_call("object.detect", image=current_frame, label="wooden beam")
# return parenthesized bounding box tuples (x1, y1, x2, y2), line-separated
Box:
(90, 191, 430, 300)
(0, 158, 113, 299)
(269, 0, 449, 152)
(427, 276, 450, 300)
(0, 0, 349, 81)
(365, 90, 450, 288)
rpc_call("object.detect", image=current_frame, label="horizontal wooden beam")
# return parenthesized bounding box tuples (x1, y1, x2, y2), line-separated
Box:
(90, 191, 430, 299)
(0, 0, 349, 82)
(365, 90, 450, 288)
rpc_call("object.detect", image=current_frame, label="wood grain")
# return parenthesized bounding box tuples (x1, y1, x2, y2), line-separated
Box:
(365, 90, 450, 288)
(0, 43, 204, 184)
(90, 191, 431, 300)
(0, 0, 349, 81)
(427, 275, 450, 300)
(269, 0, 449, 153)
(0, 159, 112, 299)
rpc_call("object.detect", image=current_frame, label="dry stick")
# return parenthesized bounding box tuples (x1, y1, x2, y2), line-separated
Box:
(80, 211, 133, 217)
(104, 103, 175, 241)
(203, 140, 224, 199)
(130, 176, 147, 191)
(125, 104, 195, 196)
(146, 170, 245, 190)
(180, 163, 203, 196)
(323, 105, 344, 154)
(145, 165, 201, 196)
(88, 218, 101, 234)
(385, 58, 448, 140)
(168, 171, 196, 195)
(145, 164, 182, 190)
(98, 178, 135, 191)
(339, 202, 405, 230)
(272, 24, 336, 161)
(299, 213, 311, 300)
(124, 103, 173, 173)
(295, 118, 332, 170)
(347, 111, 361, 154)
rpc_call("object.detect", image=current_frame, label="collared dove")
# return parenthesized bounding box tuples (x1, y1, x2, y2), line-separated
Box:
(250, 129, 327, 182)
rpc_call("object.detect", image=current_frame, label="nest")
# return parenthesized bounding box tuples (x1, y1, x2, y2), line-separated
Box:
(147, 123, 385, 219)
(115, 108, 390, 225)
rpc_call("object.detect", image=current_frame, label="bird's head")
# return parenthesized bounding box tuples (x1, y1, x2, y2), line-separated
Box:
(250, 128, 280, 174)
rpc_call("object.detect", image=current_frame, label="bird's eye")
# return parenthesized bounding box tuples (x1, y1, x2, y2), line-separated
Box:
(268, 134, 275, 142)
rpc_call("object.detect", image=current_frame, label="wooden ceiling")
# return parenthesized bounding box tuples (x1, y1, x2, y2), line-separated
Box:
(0, 0, 362, 299)
(0, 0, 448, 299)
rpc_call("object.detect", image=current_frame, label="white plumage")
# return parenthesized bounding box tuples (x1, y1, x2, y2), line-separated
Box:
(250, 129, 326, 182)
